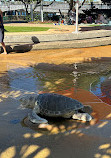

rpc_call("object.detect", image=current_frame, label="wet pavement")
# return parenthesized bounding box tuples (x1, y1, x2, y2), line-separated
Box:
(1, 22, 111, 157)
(0, 46, 111, 157)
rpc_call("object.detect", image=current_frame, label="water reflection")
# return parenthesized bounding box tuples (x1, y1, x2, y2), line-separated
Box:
(0, 62, 107, 89)
(33, 63, 103, 93)
(91, 75, 111, 106)
(1, 62, 111, 132)
(1, 62, 111, 99)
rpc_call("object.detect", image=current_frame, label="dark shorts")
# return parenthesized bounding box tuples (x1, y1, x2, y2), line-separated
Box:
(0, 28, 4, 42)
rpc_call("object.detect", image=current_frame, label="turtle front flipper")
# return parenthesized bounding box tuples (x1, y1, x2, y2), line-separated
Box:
(28, 110, 48, 124)
(72, 113, 92, 121)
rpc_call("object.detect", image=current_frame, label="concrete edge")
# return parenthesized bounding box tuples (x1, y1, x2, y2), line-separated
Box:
(2, 36, 111, 52)
(4, 30, 111, 43)
(32, 36, 111, 50)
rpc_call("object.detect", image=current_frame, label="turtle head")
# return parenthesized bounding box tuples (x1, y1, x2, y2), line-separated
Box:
(19, 95, 36, 109)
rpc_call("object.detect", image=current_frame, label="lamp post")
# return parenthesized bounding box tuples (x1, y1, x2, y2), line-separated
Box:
(72, 0, 79, 33)
(75, 0, 79, 33)
(40, 0, 43, 22)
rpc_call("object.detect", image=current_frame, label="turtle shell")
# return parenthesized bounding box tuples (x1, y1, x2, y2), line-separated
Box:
(36, 93, 84, 117)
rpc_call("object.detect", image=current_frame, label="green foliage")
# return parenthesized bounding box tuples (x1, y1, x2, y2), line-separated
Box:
(101, 0, 111, 4)
(25, 15, 32, 22)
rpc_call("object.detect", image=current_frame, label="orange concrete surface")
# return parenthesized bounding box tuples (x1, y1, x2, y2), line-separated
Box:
(1, 45, 111, 66)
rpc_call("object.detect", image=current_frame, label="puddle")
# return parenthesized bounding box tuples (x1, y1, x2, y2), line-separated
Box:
(0, 62, 111, 133)
(91, 76, 111, 105)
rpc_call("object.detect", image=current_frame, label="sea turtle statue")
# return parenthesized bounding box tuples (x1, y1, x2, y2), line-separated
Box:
(20, 93, 93, 124)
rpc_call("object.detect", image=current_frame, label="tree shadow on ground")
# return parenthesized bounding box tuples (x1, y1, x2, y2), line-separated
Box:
(80, 25, 111, 31)
(0, 61, 111, 158)
(0, 36, 40, 54)
(0, 43, 33, 54)
(0, 96, 111, 158)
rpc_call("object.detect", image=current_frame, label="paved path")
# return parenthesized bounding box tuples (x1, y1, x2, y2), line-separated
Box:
(3, 23, 111, 51)
(1, 23, 111, 64)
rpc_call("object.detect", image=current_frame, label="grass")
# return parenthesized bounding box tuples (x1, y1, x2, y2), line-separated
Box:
(4, 26, 51, 32)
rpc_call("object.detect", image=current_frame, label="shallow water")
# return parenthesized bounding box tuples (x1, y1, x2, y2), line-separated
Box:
(0, 61, 111, 133)
(6, 61, 111, 104)
(4, 62, 110, 93)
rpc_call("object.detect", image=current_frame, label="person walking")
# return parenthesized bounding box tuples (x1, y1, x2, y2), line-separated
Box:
(69, 7, 76, 25)
(0, 9, 7, 54)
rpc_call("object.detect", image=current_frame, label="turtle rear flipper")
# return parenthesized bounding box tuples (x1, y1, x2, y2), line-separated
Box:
(28, 111, 48, 124)
(72, 113, 92, 121)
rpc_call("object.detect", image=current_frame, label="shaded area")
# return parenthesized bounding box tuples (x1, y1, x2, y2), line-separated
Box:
(0, 44, 33, 54)
(0, 96, 111, 158)
(0, 36, 40, 54)
(22, 116, 90, 134)
(13, 44, 33, 53)
(0, 61, 111, 158)
(80, 25, 111, 31)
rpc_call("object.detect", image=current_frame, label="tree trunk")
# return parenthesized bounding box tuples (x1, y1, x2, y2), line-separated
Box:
(79, 0, 86, 9)
(25, 4, 29, 16)
(70, 0, 73, 10)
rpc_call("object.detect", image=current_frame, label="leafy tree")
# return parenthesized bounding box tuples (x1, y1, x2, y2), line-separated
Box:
(15, 0, 87, 16)
(101, 0, 111, 4)
(4, 0, 91, 21)
(14, 0, 55, 16)
(65, 0, 87, 11)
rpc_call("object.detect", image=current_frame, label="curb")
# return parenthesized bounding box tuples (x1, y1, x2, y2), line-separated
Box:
(4, 30, 111, 43)
(1, 30, 111, 52)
